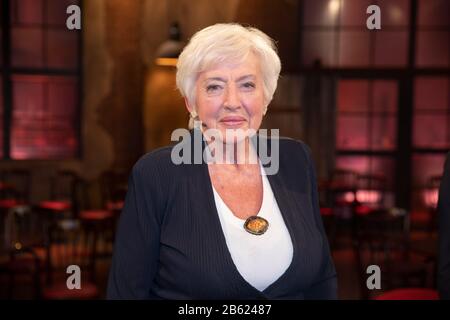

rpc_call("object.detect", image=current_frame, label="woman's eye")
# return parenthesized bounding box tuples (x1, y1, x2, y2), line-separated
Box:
(241, 82, 255, 90)
(206, 84, 222, 92)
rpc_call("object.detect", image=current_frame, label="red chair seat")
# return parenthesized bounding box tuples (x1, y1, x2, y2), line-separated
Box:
(374, 288, 439, 300)
(355, 205, 374, 216)
(410, 210, 431, 223)
(106, 200, 124, 211)
(39, 200, 71, 212)
(42, 282, 99, 300)
(79, 210, 113, 221)
(0, 199, 25, 209)
(320, 207, 333, 216)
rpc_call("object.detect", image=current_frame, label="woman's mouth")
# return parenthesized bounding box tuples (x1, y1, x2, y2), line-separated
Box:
(219, 116, 246, 127)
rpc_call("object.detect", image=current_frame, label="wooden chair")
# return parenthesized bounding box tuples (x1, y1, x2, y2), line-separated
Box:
(0, 205, 46, 299)
(324, 169, 359, 248)
(354, 173, 387, 216)
(41, 219, 99, 299)
(37, 170, 84, 226)
(1, 169, 31, 203)
(355, 209, 430, 299)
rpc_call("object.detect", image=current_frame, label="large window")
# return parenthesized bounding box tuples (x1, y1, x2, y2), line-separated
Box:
(336, 79, 398, 207)
(302, 0, 410, 68)
(300, 0, 450, 210)
(411, 76, 450, 211)
(0, 0, 81, 159)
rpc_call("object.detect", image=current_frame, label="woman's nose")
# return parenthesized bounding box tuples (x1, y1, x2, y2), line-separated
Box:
(223, 86, 241, 109)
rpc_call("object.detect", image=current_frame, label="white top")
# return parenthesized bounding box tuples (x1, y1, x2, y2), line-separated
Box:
(211, 162, 294, 292)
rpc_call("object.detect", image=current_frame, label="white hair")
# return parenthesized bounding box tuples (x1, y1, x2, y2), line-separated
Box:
(176, 23, 282, 128)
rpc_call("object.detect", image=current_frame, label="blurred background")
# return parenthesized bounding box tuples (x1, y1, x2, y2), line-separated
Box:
(0, 0, 448, 299)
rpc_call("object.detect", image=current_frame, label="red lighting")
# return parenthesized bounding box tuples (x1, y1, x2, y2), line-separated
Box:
(423, 188, 439, 208)
(344, 192, 355, 203)
(356, 190, 382, 204)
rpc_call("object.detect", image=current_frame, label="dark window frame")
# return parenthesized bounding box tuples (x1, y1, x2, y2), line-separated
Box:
(0, 0, 82, 160)
(295, 0, 450, 210)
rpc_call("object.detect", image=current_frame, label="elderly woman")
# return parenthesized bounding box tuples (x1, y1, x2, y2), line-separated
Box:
(107, 23, 337, 299)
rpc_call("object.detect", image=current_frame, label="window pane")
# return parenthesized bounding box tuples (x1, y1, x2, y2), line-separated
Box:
(10, 0, 44, 25)
(418, 0, 450, 26)
(414, 77, 449, 110)
(373, 80, 398, 113)
(338, 80, 369, 112)
(374, 31, 408, 67)
(11, 27, 44, 68)
(413, 114, 449, 148)
(337, 115, 369, 150)
(302, 30, 337, 67)
(379, 0, 410, 26)
(46, 30, 79, 69)
(48, 78, 77, 118)
(369, 157, 396, 189)
(412, 154, 446, 187)
(341, 0, 372, 26)
(416, 31, 450, 67)
(303, 0, 340, 26)
(371, 115, 397, 150)
(47, 0, 80, 26)
(338, 31, 370, 67)
(336, 155, 396, 189)
(336, 156, 370, 176)
(411, 154, 446, 210)
(11, 75, 78, 159)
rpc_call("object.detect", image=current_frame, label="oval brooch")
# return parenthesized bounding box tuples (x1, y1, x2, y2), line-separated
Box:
(244, 216, 269, 235)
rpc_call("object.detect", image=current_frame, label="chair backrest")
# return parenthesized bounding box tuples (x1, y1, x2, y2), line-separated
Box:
(356, 173, 387, 207)
(100, 170, 128, 205)
(51, 170, 89, 215)
(354, 208, 423, 299)
(51, 170, 79, 201)
(2, 169, 31, 202)
(45, 219, 97, 285)
(3, 205, 45, 252)
(330, 169, 358, 191)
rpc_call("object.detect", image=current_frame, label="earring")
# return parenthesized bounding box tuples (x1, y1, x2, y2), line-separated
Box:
(191, 110, 198, 119)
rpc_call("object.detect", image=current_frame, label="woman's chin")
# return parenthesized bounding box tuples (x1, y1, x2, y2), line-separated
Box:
(219, 127, 250, 144)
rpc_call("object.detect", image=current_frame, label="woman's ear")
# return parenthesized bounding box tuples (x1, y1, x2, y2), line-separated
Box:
(185, 97, 198, 118)
(184, 97, 193, 113)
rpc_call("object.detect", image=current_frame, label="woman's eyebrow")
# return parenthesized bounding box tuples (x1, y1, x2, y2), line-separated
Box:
(236, 75, 256, 82)
(204, 75, 256, 83)
(204, 77, 227, 83)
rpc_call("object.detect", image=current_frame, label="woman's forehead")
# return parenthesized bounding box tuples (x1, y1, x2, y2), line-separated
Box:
(198, 54, 262, 79)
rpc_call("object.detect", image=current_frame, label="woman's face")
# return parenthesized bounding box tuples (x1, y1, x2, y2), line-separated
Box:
(187, 52, 266, 143)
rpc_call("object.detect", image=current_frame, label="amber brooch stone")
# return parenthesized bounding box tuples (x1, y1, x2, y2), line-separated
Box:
(244, 216, 269, 235)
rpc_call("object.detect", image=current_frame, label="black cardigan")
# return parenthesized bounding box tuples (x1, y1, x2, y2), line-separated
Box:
(439, 152, 450, 299)
(107, 129, 337, 299)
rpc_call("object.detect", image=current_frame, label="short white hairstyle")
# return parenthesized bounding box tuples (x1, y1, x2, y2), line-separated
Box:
(176, 23, 281, 128)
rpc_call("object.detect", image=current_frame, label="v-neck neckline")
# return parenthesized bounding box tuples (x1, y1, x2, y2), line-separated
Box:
(198, 134, 298, 297)
(210, 161, 270, 228)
